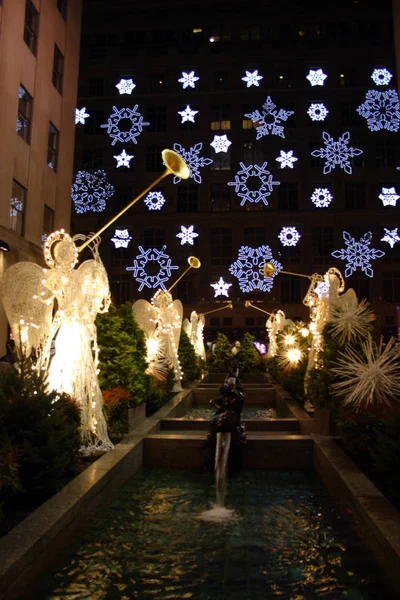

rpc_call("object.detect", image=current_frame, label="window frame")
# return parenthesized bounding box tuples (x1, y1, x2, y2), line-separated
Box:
(47, 122, 59, 171)
(17, 84, 33, 144)
(23, 0, 39, 56)
(10, 180, 26, 236)
(52, 44, 64, 94)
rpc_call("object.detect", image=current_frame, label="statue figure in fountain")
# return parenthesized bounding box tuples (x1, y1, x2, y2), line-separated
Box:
(182, 310, 206, 361)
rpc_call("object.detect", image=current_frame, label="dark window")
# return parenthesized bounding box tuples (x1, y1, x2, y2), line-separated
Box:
(43, 204, 54, 241)
(17, 84, 33, 144)
(146, 146, 164, 172)
(245, 317, 255, 326)
(213, 71, 229, 90)
(211, 228, 232, 265)
(347, 273, 370, 300)
(242, 104, 258, 130)
(110, 275, 131, 305)
(376, 144, 397, 168)
(211, 148, 231, 171)
(244, 227, 265, 246)
(340, 102, 361, 126)
(210, 26, 231, 42)
(278, 244, 301, 264)
(89, 78, 104, 96)
(57, 0, 67, 20)
(82, 148, 103, 170)
(10, 180, 26, 236)
(243, 142, 265, 165)
(383, 272, 400, 302)
(143, 229, 165, 248)
(240, 26, 260, 40)
(177, 185, 198, 212)
(210, 317, 220, 327)
(178, 104, 198, 130)
(52, 45, 64, 93)
(85, 109, 105, 135)
(177, 280, 195, 304)
(24, 0, 39, 55)
(210, 184, 231, 211)
(150, 75, 165, 93)
(345, 182, 366, 209)
(312, 227, 334, 264)
(281, 278, 301, 303)
(47, 122, 59, 171)
(278, 183, 298, 210)
(350, 142, 364, 169)
(310, 141, 324, 168)
(223, 317, 232, 326)
(210, 104, 230, 130)
(147, 107, 167, 132)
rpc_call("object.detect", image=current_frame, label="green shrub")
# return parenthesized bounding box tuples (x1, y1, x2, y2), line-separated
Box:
(102, 387, 131, 438)
(0, 447, 23, 518)
(146, 369, 175, 416)
(236, 332, 261, 372)
(178, 329, 202, 385)
(209, 333, 232, 373)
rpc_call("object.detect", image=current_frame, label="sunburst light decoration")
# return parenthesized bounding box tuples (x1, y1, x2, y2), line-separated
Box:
(332, 337, 400, 411)
(328, 293, 374, 345)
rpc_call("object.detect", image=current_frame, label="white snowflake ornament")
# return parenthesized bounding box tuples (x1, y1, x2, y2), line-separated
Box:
(332, 231, 385, 278)
(311, 188, 333, 208)
(115, 78, 136, 95)
(210, 135, 232, 153)
(242, 70, 263, 88)
(178, 105, 198, 123)
(176, 225, 199, 246)
(101, 105, 149, 145)
(75, 107, 90, 125)
(311, 131, 363, 174)
(307, 103, 329, 121)
(381, 228, 400, 248)
(276, 150, 298, 169)
(144, 191, 166, 211)
(379, 187, 400, 207)
(228, 162, 280, 207)
(314, 281, 330, 298)
(306, 69, 327, 86)
(178, 71, 199, 89)
(371, 68, 393, 86)
(126, 246, 179, 291)
(357, 90, 400, 133)
(172, 142, 212, 184)
(278, 227, 301, 247)
(72, 170, 114, 214)
(229, 245, 282, 293)
(211, 277, 232, 298)
(111, 229, 132, 249)
(113, 149, 134, 168)
(244, 96, 294, 139)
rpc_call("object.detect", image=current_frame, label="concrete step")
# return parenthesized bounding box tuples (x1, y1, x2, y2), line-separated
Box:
(192, 387, 277, 405)
(160, 418, 300, 432)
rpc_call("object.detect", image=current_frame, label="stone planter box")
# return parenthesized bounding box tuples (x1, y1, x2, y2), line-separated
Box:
(128, 404, 146, 432)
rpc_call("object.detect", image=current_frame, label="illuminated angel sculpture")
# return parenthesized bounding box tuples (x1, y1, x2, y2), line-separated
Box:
(183, 310, 206, 361)
(0, 230, 113, 454)
(266, 310, 288, 358)
(133, 290, 183, 391)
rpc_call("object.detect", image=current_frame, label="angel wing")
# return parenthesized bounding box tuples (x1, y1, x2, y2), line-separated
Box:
(78, 258, 111, 315)
(171, 299, 183, 355)
(182, 317, 191, 340)
(132, 299, 158, 339)
(0, 261, 54, 363)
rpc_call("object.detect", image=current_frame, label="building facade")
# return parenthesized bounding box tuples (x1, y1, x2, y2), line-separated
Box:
(0, 0, 82, 347)
(73, 0, 400, 344)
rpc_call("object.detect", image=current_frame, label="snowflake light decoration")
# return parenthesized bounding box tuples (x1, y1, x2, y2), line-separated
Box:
(379, 187, 399, 207)
(229, 245, 282, 293)
(75, 107, 90, 125)
(311, 188, 333, 208)
(357, 90, 400, 132)
(278, 226, 301, 247)
(115, 78, 136, 95)
(306, 69, 327, 86)
(311, 131, 363, 174)
(210, 277, 232, 298)
(244, 96, 294, 139)
(126, 246, 178, 291)
(381, 228, 400, 248)
(113, 149, 134, 168)
(210, 135, 232, 153)
(332, 231, 385, 278)
(307, 103, 329, 121)
(178, 71, 199, 89)
(172, 142, 212, 184)
(144, 191, 166, 211)
(314, 281, 330, 298)
(276, 150, 298, 169)
(72, 170, 114, 214)
(228, 162, 280, 207)
(371, 68, 393, 86)
(176, 225, 199, 246)
(101, 105, 149, 145)
(178, 105, 198, 123)
(111, 229, 132, 249)
(242, 70, 263, 87)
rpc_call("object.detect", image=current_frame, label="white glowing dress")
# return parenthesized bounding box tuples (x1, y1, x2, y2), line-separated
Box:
(133, 290, 183, 392)
(183, 310, 206, 361)
(266, 310, 287, 358)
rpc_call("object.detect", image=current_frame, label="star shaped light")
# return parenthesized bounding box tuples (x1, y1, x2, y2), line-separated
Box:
(115, 78, 136, 95)
(111, 229, 132, 249)
(178, 105, 198, 123)
(113, 149, 134, 168)
(211, 277, 232, 298)
(379, 187, 399, 207)
(381, 228, 400, 248)
(210, 134, 232, 153)
(178, 71, 199, 89)
(75, 107, 90, 125)
(306, 69, 327, 86)
(242, 70, 263, 88)
(176, 225, 199, 245)
(276, 150, 298, 169)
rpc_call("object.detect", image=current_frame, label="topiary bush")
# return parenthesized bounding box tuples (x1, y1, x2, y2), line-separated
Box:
(178, 329, 202, 386)
(236, 332, 261, 372)
(209, 332, 232, 373)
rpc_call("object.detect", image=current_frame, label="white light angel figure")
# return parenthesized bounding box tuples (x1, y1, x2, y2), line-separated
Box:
(133, 290, 184, 391)
(266, 310, 290, 358)
(0, 230, 113, 454)
(183, 311, 206, 361)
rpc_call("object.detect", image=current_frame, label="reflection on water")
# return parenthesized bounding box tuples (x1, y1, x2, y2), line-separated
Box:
(30, 469, 392, 600)
(183, 406, 281, 419)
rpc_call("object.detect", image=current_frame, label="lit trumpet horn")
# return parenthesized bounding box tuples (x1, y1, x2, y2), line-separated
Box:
(78, 149, 190, 252)
(244, 300, 272, 316)
(202, 301, 233, 316)
(263, 261, 314, 280)
(167, 256, 201, 292)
